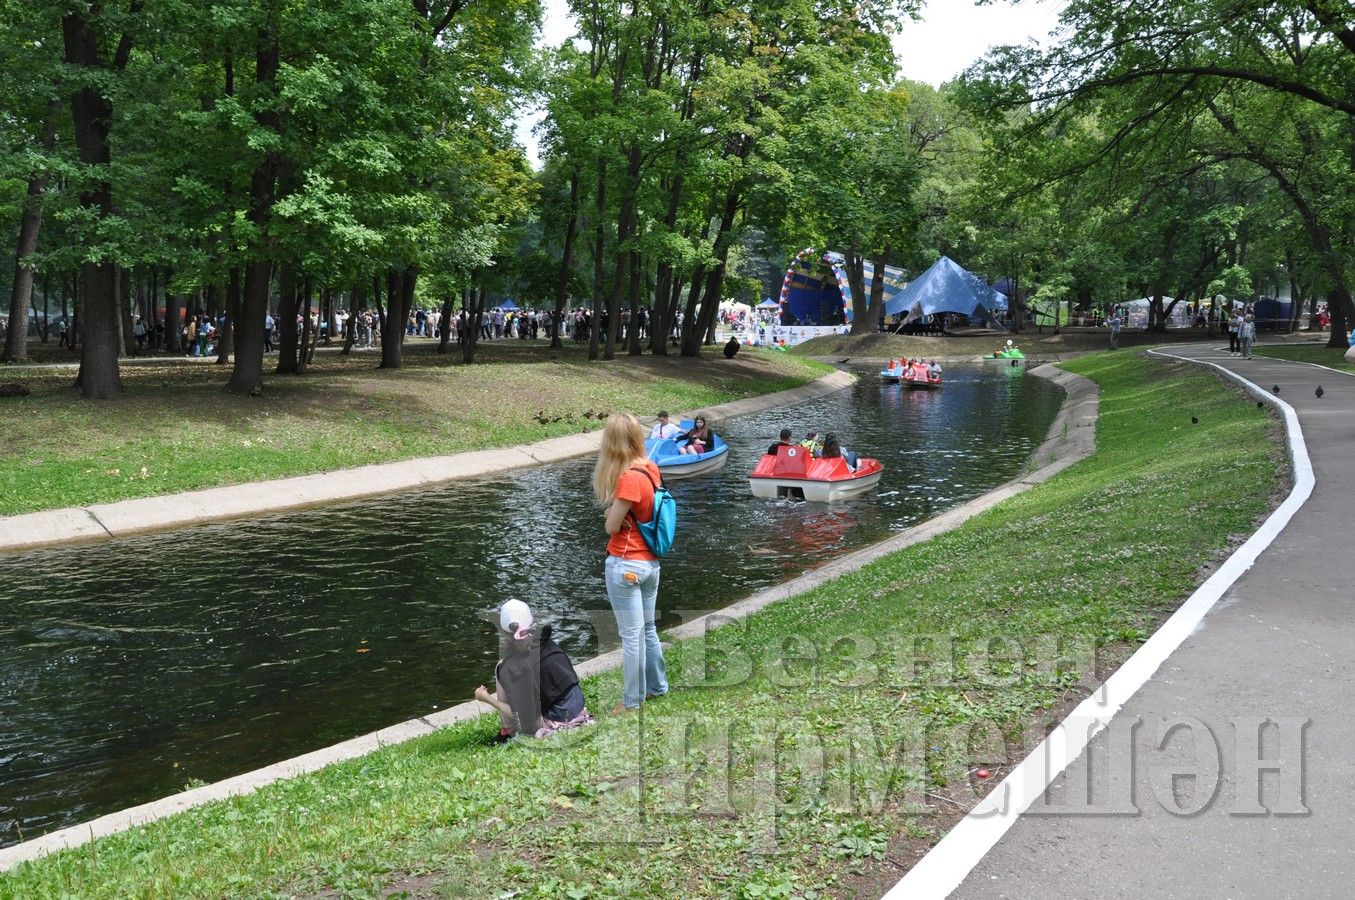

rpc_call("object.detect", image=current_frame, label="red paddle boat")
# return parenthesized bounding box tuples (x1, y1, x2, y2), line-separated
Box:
(748, 445, 883, 502)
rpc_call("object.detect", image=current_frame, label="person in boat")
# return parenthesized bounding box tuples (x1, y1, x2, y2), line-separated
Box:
(677, 415, 713, 455)
(649, 411, 682, 441)
(766, 427, 794, 456)
(474, 599, 592, 740)
(927, 359, 943, 380)
(800, 430, 824, 457)
(821, 432, 859, 472)
(594, 413, 668, 714)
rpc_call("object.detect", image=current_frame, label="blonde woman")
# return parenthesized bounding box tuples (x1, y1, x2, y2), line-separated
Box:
(593, 413, 669, 713)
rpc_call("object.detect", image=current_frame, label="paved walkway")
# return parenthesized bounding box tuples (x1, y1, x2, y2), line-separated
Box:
(951, 345, 1353, 898)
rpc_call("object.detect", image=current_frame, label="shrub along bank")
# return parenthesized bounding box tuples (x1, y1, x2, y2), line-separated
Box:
(0, 352, 1283, 898)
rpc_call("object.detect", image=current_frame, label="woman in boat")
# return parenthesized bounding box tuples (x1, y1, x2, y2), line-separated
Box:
(593, 413, 668, 714)
(474, 599, 591, 740)
(821, 432, 858, 472)
(677, 415, 713, 456)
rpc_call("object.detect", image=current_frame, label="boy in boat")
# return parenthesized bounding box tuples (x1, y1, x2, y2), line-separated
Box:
(766, 427, 794, 456)
(800, 431, 824, 456)
(649, 411, 682, 440)
(474, 599, 592, 741)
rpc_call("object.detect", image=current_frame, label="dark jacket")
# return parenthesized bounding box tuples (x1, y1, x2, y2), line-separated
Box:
(495, 625, 581, 731)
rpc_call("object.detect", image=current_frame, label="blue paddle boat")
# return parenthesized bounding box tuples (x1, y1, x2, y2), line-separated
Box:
(645, 419, 730, 479)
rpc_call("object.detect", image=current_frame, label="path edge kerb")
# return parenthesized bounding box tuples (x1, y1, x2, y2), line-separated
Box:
(0, 369, 857, 554)
(0, 363, 1095, 874)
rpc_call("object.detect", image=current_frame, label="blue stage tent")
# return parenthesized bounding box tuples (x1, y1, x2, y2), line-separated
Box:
(780, 251, 908, 324)
(884, 256, 1006, 322)
(494, 299, 519, 310)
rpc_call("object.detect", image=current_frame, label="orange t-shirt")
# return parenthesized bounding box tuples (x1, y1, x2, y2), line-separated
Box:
(607, 460, 661, 560)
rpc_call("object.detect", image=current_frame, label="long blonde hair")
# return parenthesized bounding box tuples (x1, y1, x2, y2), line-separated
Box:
(593, 413, 647, 504)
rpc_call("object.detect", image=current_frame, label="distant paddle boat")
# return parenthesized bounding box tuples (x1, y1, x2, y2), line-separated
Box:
(983, 340, 1025, 361)
(645, 420, 729, 479)
(880, 361, 904, 383)
(748, 445, 883, 502)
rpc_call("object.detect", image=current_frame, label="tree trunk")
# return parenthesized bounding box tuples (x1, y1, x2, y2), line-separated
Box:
(226, 14, 280, 395)
(463, 277, 486, 364)
(379, 267, 416, 369)
(847, 248, 868, 335)
(2, 105, 59, 363)
(275, 266, 300, 374)
(165, 284, 182, 353)
(218, 268, 240, 363)
(63, 8, 133, 398)
(627, 249, 643, 355)
(297, 280, 314, 374)
(343, 280, 362, 355)
(119, 266, 135, 357)
(552, 172, 580, 350)
(589, 160, 607, 362)
(438, 291, 455, 353)
(683, 185, 740, 357)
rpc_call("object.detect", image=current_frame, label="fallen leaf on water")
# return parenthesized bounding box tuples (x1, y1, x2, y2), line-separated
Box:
(356, 648, 371, 654)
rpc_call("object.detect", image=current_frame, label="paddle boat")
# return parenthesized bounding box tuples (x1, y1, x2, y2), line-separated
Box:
(982, 340, 1025, 362)
(904, 369, 943, 390)
(880, 359, 904, 383)
(748, 444, 883, 502)
(645, 419, 729, 479)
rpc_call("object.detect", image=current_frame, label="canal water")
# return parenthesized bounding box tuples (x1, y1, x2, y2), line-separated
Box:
(0, 364, 1061, 845)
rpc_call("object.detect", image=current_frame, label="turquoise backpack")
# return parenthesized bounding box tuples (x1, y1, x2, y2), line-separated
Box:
(628, 466, 677, 557)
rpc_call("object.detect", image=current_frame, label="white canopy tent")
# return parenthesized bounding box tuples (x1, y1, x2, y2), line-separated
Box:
(1123, 298, 1193, 330)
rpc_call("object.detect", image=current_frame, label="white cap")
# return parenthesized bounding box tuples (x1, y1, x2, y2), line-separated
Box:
(499, 599, 533, 633)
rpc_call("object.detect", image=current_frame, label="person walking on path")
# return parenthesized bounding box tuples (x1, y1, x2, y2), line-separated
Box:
(1107, 312, 1122, 350)
(1228, 310, 1242, 354)
(593, 413, 668, 715)
(1239, 313, 1257, 359)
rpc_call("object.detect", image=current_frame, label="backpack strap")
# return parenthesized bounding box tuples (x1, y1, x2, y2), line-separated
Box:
(625, 465, 660, 526)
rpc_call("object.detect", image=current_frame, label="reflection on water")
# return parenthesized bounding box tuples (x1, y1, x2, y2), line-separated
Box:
(0, 365, 1061, 843)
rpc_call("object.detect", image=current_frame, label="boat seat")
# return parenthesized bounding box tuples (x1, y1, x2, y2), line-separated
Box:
(772, 445, 810, 477)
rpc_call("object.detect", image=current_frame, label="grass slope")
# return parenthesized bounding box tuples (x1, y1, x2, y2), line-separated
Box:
(1253, 342, 1355, 373)
(791, 330, 1216, 360)
(0, 343, 830, 516)
(0, 353, 1284, 899)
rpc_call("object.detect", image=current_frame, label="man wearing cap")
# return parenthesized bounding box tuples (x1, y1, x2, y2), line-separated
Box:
(649, 411, 682, 440)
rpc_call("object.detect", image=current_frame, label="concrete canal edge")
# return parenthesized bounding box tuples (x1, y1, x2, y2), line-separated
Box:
(0, 362, 1097, 873)
(0, 369, 857, 554)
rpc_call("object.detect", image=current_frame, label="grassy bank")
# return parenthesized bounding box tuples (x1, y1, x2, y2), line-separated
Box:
(0, 352, 1283, 898)
(0, 343, 831, 516)
(791, 329, 1218, 360)
(1253, 342, 1355, 373)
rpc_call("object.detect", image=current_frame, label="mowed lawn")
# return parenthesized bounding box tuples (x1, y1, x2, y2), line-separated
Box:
(0, 342, 831, 515)
(0, 351, 1287, 898)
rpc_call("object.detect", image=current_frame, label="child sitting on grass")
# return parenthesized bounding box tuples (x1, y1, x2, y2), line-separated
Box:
(475, 599, 592, 740)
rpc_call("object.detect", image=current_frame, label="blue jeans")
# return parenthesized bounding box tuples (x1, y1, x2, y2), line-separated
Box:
(605, 556, 667, 709)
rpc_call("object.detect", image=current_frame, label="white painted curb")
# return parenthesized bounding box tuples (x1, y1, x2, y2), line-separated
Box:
(881, 348, 1315, 900)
